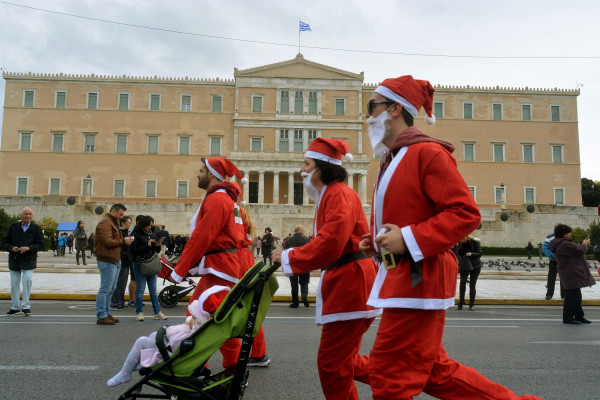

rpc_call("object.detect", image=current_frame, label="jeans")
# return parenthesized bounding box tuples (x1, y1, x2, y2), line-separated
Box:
(10, 269, 33, 310)
(96, 260, 121, 319)
(132, 261, 161, 315)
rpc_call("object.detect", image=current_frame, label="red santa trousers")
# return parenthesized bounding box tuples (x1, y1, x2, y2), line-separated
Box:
(187, 274, 241, 369)
(369, 308, 541, 400)
(318, 318, 374, 400)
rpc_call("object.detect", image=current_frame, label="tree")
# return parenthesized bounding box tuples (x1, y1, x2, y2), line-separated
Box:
(581, 177, 600, 207)
(0, 208, 19, 242)
(38, 217, 59, 238)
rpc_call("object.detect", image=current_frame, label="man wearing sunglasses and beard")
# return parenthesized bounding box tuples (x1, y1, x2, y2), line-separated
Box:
(359, 75, 541, 400)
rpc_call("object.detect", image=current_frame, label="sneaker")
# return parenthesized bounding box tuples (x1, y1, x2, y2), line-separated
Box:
(22, 309, 31, 316)
(6, 309, 21, 316)
(153, 312, 168, 320)
(136, 313, 144, 321)
(247, 355, 271, 367)
(127, 301, 136, 308)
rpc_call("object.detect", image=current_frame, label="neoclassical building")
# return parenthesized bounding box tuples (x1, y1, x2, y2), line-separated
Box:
(0, 54, 583, 237)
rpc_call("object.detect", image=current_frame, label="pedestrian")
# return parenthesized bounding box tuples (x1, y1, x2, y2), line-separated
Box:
(526, 241, 533, 259)
(155, 225, 170, 257)
(73, 221, 88, 265)
(549, 224, 596, 324)
(261, 227, 274, 266)
(51, 232, 59, 256)
(543, 224, 564, 300)
(110, 216, 133, 310)
(272, 138, 380, 400)
(2, 207, 45, 316)
(537, 242, 543, 260)
(130, 215, 167, 321)
(58, 233, 67, 256)
(284, 225, 311, 308)
(255, 235, 262, 257)
(359, 75, 541, 399)
(67, 234, 74, 254)
(169, 157, 246, 369)
(456, 235, 483, 310)
(88, 232, 95, 257)
(94, 203, 134, 325)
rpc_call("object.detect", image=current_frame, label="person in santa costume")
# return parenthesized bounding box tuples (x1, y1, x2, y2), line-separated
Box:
(272, 138, 380, 400)
(228, 181, 270, 367)
(170, 157, 246, 369)
(359, 75, 541, 400)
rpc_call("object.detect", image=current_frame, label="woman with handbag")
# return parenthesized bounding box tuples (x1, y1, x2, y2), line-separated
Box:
(130, 215, 167, 321)
(457, 235, 482, 310)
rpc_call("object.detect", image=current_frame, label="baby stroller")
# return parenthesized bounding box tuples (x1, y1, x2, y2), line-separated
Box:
(118, 260, 279, 400)
(157, 256, 197, 308)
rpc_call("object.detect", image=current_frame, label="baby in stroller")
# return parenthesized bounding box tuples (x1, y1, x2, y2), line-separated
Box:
(107, 286, 229, 387)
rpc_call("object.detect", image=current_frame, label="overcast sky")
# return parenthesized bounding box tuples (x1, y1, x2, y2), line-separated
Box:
(1, 0, 599, 179)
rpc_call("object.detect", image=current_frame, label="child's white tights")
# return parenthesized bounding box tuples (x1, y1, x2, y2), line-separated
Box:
(107, 333, 157, 387)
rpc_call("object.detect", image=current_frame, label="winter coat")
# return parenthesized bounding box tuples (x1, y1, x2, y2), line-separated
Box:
(1, 221, 45, 271)
(457, 238, 482, 270)
(549, 237, 596, 290)
(73, 226, 87, 250)
(94, 213, 124, 265)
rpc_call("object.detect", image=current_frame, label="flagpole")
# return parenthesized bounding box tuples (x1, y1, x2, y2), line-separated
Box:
(298, 19, 301, 53)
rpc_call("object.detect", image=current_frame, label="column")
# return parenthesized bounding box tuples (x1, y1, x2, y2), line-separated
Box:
(243, 169, 250, 202)
(258, 171, 265, 204)
(288, 171, 294, 205)
(273, 171, 280, 204)
(347, 172, 354, 191)
(359, 174, 367, 204)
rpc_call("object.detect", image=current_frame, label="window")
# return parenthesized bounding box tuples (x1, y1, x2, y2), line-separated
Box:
(118, 93, 129, 110)
(179, 136, 190, 155)
(279, 129, 289, 152)
(49, 178, 61, 195)
(492, 103, 503, 120)
(308, 91, 317, 114)
(52, 133, 64, 152)
(308, 130, 317, 144)
(23, 90, 35, 108)
(150, 94, 161, 111)
(335, 98, 345, 116)
(294, 91, 303, 114)
(522, 104, 532, 121)
(252, 96, 263, 113)
(114, 179, 125, 197)
(524, 187, 535, 204)
(147, 135, 159, 154)
(210, 137, 222, 156)
(552, 145, 563, 163)
(463, 143, 475, 161)
(493, 143, 505, 162)
(81, 177, 93, 196)
(248, 182, 259, 204)
(495, 186, 504, 204)
(522, 144, 534, 162)
(145, 180, 157, 198)
(294, 183, 304, 205)
(17, 177, 28, 195)
(551, 105, 561, 122)
(433, 101, 444, 119)
(463, 102, 473, 120)
(116, 134, 128, 154)
(87, 92, 98, 110)
(181, 95, 192, 112)
(212, 95, 222, 113)
(468, 186, 476, 200)
(84, 134, 96, 153)
(294, 130, 303, 152)
(19, 132, 32, 152)
(554, 188, 565, 205)
(251, 137, 262, 152)
(177, 181, 189, 199)
(55, 91, 66, 108)
(280, 91, 289, 113)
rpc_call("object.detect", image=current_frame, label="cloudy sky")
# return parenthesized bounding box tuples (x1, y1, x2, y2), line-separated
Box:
(1, 0, 599, 179)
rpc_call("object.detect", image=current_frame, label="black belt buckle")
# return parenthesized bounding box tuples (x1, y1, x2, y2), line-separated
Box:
(382, 251, 397, 270)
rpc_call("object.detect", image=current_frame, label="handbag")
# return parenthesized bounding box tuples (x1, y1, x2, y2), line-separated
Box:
(457, 254, 473, 273)
(138, 252, 161, 276)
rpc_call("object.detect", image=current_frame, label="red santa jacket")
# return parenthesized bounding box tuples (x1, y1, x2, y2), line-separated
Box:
(281, 182, 381, 325)
(368, 140, 481, 310)
(172, 189, 243, 283)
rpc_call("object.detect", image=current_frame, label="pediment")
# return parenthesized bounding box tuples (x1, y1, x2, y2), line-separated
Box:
(234, 53, 363, 81)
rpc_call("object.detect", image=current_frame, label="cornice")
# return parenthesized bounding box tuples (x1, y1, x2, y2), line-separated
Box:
(363, 82, 580, 96)
(2, 71, 235, 85)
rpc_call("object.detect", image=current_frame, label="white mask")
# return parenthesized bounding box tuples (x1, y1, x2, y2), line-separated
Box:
(367, 110, 391, 156)
(301, 170, 320, 201)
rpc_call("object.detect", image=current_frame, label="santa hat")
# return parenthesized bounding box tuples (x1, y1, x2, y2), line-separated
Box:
(229, 181, 246, 206)
(305, 138, 353, 165)
(187, 285, 230, 328)
(205, 157, 248, 184)
(374, 75, 436, 125)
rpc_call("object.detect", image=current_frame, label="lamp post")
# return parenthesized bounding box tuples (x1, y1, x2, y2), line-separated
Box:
(500, 182, 506, 209)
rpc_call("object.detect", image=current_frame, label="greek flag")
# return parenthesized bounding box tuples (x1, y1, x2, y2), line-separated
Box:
(299, 20, 311, 31)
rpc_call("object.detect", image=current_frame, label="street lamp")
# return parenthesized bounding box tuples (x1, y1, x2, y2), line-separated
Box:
(499, 182, 505, 208)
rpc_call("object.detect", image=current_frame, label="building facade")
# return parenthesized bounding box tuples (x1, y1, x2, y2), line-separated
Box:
(0, 54, 583, 238)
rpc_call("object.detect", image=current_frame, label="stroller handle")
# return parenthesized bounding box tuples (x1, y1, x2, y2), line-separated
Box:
(265, 262, 281, 276)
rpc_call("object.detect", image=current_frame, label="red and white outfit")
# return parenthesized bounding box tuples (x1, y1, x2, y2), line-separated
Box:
(281, 138, 380, 400)
(367, 76, 541, 400)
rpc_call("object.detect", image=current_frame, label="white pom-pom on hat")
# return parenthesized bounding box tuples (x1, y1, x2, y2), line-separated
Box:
(425, 115, 436, 125)
(344, 153, 353, 162)
(241, 177, 248, 184)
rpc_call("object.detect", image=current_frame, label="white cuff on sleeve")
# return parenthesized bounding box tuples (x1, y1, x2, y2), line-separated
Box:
(281, 249, 294, 276)
(401, 226, 424, 262)
(171, 271, 184, 283)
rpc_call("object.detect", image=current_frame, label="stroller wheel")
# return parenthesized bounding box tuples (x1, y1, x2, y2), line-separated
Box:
(158, 286, 181, 308)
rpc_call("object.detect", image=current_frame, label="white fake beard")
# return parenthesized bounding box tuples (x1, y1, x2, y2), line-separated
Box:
(367, 111, 391, 156)
(301, 170, 320, 201)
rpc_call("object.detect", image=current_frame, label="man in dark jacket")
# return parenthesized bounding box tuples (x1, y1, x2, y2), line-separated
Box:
(2, 207, 45, 316)
(110, 216, 133, 310)
(284, 225, 311, 308)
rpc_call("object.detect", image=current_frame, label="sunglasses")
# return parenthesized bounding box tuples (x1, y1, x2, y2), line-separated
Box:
(367, 100, 395, 115)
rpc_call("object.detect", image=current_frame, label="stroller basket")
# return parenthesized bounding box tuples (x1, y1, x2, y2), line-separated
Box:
(118, 261, 279, 400)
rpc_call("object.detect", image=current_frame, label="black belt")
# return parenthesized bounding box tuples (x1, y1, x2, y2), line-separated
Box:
(375, 252, 422, 288)
(205, 248, 237, 255)
(323, 251, 368, 271)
